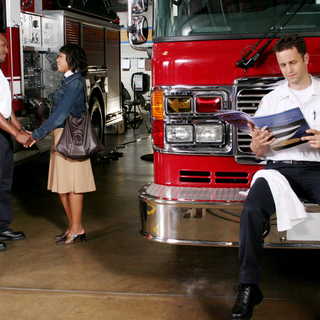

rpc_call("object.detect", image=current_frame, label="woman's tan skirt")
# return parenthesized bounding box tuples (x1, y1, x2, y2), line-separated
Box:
(47, 128, 96, 194)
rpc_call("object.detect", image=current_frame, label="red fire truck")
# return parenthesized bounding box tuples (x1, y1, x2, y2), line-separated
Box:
(0, 0, 122, 163)
(128, 0, 320, 248)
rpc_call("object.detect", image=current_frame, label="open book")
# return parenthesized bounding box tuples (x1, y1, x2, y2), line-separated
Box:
(216, 108, 310, 151)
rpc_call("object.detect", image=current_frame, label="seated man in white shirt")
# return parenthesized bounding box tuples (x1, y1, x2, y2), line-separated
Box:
(232, 35, 320, 319)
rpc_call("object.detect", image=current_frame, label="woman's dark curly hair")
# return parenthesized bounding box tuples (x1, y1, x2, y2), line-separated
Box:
(59, 44, 88, 76)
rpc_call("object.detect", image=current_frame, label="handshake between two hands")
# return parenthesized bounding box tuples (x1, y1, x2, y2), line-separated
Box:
(15, 130, 37, 148)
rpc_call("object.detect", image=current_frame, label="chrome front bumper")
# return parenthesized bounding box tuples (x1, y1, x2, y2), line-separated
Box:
(138, 183, 320, 248)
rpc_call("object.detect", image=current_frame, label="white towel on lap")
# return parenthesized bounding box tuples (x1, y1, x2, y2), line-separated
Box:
(242, 169, 307, 232)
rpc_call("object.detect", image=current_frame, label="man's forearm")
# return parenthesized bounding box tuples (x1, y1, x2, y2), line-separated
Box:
(10, 112, 22, 131)
(0, 113, 19, 137)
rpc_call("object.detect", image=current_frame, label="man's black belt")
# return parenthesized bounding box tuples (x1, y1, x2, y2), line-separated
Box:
(267, 160, 320, 165)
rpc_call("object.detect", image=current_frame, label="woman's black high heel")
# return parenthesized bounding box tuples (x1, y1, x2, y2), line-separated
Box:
(63, 233, 87, 244)
(55, 231, 69, 243)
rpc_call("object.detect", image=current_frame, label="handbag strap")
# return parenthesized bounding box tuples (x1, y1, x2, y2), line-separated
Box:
(83, 79, 90, 111)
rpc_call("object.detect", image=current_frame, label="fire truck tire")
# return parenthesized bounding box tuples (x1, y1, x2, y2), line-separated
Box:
(90, 96, 105, 145)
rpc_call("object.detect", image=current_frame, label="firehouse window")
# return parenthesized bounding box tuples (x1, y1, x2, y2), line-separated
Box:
(155, 0, 320, 38)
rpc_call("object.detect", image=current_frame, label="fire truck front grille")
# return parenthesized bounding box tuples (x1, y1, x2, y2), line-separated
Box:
(180, 171, 210, 183)
(235, 78, 283, 154)
(215, 171, 248, 184)
(179, 171, 248, 184)
(216, 178, 248, 183)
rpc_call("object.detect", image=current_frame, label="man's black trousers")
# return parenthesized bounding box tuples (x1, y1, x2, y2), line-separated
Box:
(0, 130, 13, 232)
(239, 163, 320, 285)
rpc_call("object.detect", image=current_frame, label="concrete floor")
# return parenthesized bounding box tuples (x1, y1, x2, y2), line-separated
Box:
(1, 127, 320, 319)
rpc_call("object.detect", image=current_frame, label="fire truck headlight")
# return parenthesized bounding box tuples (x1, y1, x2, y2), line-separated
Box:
(167, 97, 192, 113)
(195, 124, 224, 143)
(166, 125, 194, 143)
(196, 96, 222, 113)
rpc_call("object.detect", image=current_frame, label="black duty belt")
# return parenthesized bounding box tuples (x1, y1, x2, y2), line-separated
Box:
(267, 160, 320, 165)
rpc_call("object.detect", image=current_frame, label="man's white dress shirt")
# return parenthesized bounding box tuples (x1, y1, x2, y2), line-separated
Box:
(0, 69, 11, 119)
(255, 76, 320, 162)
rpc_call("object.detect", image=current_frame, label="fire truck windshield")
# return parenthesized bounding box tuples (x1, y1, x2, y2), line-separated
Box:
(155, 0, 320, 39)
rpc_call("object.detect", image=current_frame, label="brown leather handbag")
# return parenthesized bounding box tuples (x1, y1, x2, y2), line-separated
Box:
(56, 112, 103, 160)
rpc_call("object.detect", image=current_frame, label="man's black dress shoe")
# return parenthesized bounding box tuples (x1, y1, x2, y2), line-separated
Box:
(0, 241, 6, 251)
(0, 229, 26, 241)
(232, 284, 263, 319)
